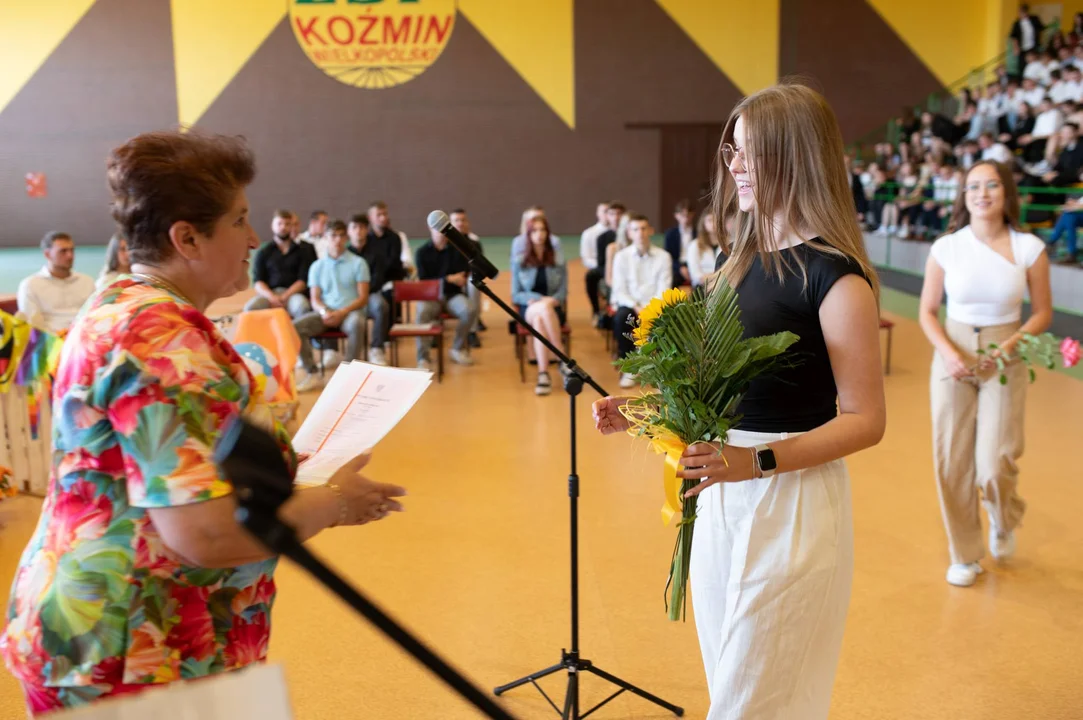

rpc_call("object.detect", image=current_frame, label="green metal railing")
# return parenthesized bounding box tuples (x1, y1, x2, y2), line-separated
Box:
(865, 179, 1083, 233)
(852, 19, 1061, 154)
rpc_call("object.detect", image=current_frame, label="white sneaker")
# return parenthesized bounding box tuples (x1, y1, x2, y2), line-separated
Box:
(535, 372, 552, 396)
(296, 373, 323, 393)
(450, 348, 474, 366)
(946, 562, 983, 587)
(367, 347, 388, 366)
(619, 372, 636, 389)
(990, 527, 1016, 562)
(322, 349, 341, 368)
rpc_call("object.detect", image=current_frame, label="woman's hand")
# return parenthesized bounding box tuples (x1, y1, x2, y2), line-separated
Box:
(328, 452, 407, 526)
(941, 348, 975, 380)
(677, 442, 757, 498)
(592, 396, 633, 435)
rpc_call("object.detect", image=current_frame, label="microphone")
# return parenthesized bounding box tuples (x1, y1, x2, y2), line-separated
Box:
(213, 415, 295, 516)
(426, 210, 499, 280)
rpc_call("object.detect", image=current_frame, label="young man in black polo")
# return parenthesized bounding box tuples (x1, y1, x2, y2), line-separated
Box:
(347, 213, 390, 365)
(414, 225, 479, 369)
(245, 209, 316, 318)
(449, 207, 487, 347)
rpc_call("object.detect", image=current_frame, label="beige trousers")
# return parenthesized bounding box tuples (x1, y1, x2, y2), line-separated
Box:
(930, 319, 1027, 565)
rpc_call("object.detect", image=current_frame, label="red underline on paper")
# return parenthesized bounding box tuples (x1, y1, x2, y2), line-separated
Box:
(313, 369, 373, 455)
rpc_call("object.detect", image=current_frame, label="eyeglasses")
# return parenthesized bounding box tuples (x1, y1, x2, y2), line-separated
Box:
(721, 143, 745, 167)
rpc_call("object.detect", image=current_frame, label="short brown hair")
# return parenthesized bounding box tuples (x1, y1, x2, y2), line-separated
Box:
(608, 202, 626, 213)
(107, 130, 255, 265)
(273, 209, 292, 221)
(40, 231, 72, 251)
(328, 220, 348, 235)
(349, 213, 369, 226)
(627, 213, 650, 225)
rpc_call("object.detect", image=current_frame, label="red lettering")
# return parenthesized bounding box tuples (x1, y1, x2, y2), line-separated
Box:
(384, 15, 411, 44)
(412, 14, 423, 43)
(327, 16, 355, 45)
(358, 13, 378, 44)
(425, 15, 452, 44)
(295, 16, 327, 45)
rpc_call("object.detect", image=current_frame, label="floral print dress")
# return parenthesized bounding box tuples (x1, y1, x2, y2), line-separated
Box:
(1, 279, 296, 713)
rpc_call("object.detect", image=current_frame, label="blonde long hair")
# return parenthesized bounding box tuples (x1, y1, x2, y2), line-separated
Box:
(711, 82, 879, 300)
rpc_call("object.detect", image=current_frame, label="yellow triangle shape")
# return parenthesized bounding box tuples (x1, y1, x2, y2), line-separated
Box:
(865, 1, 987, 87)
(0, 0, 98, 119)
(458, 0, 575, 129)
(171, 0, 286, 128)
(655, 0, 779, 96)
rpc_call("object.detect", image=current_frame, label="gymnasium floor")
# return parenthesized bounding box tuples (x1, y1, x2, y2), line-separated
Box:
(1, 259, 1081, 719)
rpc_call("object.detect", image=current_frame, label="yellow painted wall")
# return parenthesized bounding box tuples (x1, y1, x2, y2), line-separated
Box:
(868, 0, 1013, 86)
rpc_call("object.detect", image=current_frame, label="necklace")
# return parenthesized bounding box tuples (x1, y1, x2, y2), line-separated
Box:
(130, 271, 196, 307)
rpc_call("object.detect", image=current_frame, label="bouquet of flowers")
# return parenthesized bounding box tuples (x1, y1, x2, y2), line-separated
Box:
(977, 334, 1081, 384)
(615, 282, 799, 621)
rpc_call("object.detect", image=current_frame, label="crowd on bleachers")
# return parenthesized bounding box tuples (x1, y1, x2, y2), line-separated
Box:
(850, 4, 1083, 266)
(15, 199, 715, 399)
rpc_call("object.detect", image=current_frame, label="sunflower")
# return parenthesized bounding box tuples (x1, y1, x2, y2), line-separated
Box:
(633, 287, 689, 346)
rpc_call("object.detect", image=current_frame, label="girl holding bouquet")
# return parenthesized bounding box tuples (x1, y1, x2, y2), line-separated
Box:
(918, 160, 1053, 587)
(594, 83, 886, 719)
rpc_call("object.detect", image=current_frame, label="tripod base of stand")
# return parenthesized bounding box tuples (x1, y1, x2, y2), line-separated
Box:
(494, 650, 684, 719)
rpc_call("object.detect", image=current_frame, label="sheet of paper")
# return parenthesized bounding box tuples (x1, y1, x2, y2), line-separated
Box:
(293, 361, 432, 486)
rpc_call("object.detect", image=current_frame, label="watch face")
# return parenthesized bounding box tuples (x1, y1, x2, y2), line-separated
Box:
(758, 448, 777, 472)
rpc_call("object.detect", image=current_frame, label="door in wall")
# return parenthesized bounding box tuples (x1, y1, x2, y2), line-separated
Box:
(658, 123, 723, 223)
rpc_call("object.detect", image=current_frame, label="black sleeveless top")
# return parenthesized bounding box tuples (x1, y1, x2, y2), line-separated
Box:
(714, 242, 869, 432)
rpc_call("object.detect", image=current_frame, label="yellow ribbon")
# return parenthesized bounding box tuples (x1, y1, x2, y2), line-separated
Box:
(619, 402, 688, 527)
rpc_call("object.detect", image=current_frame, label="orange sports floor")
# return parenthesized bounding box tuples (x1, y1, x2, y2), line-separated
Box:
(1, 262, 1081, 719)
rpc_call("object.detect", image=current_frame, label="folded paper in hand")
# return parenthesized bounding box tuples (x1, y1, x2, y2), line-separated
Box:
(291, 362, 432, 486)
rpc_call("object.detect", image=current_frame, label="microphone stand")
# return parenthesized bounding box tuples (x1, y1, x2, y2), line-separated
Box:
(231, 479, 518, 720)
(465, 258, 684, 719)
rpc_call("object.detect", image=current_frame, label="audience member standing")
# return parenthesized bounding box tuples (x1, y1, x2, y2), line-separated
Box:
(245, 209, 317, 318)
(16, 231, 95, 334)
(609, 214, 671, 388)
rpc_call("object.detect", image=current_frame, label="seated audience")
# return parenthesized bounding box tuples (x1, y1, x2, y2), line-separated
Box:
(511, 206, 562, 265)
(17, 231, 95, 334)
(663, 199, 696, 287)
(293, 221, 369, 391)
(449, 208, 487, 347)
(368, 201, 414, 279)
(97, 232, 131, 290)
(415, 226, 479, 369)
(511, 216, 568, 396)
(245, 209, 317, 318)
(580, 202, 609, 322)
(297, 209, 328, 255)
(346, 213, 389, 365)
(685, 213, 721, 288)
(609, 214, 671, 389)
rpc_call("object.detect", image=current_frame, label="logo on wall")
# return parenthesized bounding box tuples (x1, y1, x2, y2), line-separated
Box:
(290, 0, 457, 90)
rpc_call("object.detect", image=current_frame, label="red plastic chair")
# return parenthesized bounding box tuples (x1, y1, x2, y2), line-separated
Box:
(388, 280, 445, 381)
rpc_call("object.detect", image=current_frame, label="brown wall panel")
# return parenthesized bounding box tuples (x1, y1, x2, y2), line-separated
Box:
(0, 0, 943, 249)
(778, 0, 945, 143)
(0, 0, 177, 249)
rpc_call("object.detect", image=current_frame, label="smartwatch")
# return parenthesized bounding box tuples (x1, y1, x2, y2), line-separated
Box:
(753, 444, 777, 479)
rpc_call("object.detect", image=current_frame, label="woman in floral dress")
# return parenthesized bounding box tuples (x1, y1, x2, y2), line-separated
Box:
(1, 130, 407, 715)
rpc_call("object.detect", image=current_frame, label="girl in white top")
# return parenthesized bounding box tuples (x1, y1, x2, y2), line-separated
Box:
(685, 212, 721, 288)
(96, 233, 131, 290)
(919, 160, 1053, 588)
